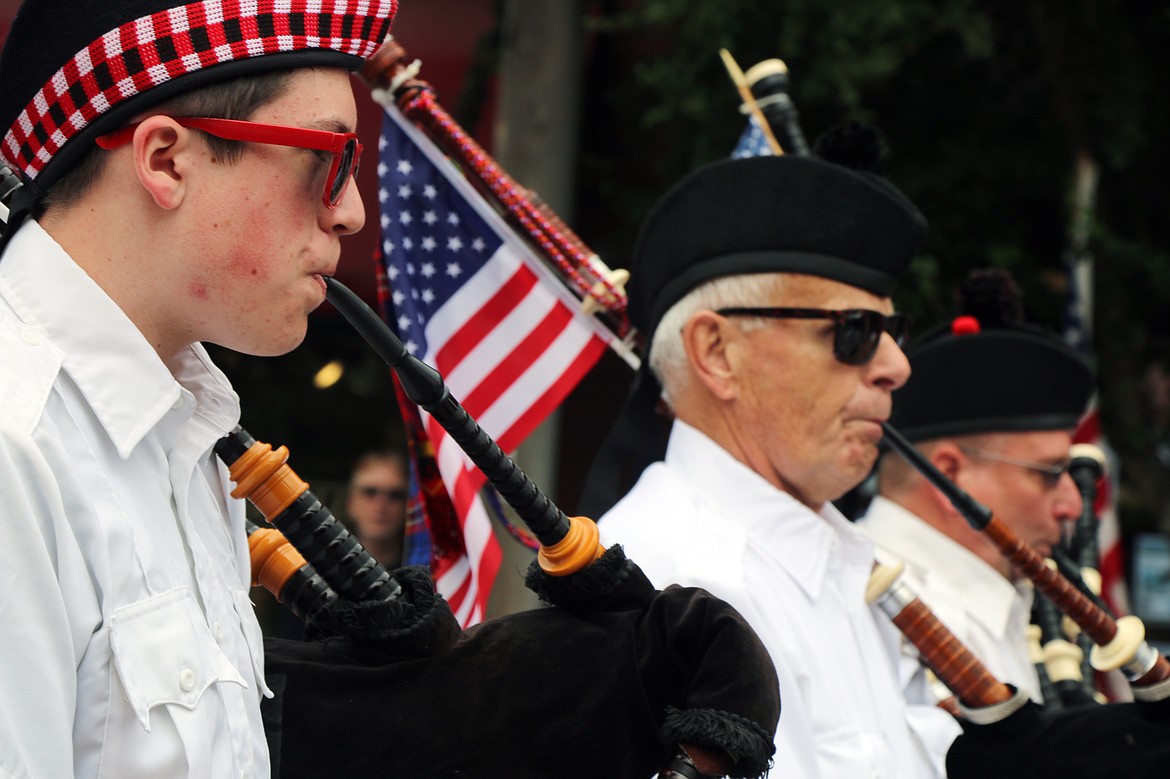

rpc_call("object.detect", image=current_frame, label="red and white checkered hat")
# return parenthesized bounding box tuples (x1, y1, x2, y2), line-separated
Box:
(0, 0, 397, 197)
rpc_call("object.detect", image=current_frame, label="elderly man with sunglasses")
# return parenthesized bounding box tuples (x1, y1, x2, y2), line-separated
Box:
(859, 271, 1094, 707)
(594, 154, 961, 778)
(0, 1, 397, 776)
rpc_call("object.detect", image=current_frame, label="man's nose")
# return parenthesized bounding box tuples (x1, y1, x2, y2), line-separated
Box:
(1054, 472, 1084, 523)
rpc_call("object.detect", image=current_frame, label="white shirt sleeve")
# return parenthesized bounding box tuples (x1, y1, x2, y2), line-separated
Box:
(0, 427, 93, 778)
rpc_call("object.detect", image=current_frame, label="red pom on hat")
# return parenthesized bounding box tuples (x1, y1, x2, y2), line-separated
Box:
(951, 315, 981, 336)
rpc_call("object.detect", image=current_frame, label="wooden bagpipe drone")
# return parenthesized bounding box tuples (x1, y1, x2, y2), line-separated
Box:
(215, 38, 778, 779)
(1027, 441, 1115, 710)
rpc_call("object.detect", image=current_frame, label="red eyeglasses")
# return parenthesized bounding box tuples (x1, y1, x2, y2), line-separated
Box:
(96, 116, 362, 209)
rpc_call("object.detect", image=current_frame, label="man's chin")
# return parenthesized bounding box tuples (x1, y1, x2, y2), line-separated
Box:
(825, 472, 874, 506)
(842, 447, 879, 483)
(217, 327, 308, 358)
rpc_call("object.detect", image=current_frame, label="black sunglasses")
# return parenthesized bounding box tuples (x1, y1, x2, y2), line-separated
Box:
(715, 307, 912, 365)
(355, 486, 408, 501)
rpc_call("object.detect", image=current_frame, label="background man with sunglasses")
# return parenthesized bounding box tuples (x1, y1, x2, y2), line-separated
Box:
(859, 269, 1094, 705)
(0, 1, 396, 776)
(594, 154, 961, 777)
(346, 450, 411, 569)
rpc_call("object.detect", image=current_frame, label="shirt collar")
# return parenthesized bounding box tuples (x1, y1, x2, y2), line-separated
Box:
(1, 220, 240, 459)
(665, 419, 875, 601)
(861, 496, 1024, 637)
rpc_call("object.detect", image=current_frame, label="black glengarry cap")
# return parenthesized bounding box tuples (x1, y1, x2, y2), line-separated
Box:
(628, 154, 927, 345)
(890, 270, 1094, 442)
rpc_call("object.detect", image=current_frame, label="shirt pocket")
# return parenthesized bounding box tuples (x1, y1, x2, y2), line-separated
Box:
(108, 587, 248, 732)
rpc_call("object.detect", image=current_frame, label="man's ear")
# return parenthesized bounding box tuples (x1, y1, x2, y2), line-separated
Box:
(682, 311, 741, 401)
(130, 115, 192, 210)
(925, 441, 965, 514)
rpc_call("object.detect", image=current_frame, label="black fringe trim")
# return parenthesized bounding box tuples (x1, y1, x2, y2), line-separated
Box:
(523, 544, 656, 612)
(303, 565, 461, 658)
(661, 706, 776, 779)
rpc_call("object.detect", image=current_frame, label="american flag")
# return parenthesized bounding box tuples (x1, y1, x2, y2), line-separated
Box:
(731, 116, 777, 159)
(376, 103, 615, 626)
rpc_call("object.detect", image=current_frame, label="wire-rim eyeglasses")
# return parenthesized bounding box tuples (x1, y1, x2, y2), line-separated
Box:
(960, 447, 1071, 489)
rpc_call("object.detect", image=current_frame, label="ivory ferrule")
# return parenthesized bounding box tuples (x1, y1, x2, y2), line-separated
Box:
(874, 578, 917, 618)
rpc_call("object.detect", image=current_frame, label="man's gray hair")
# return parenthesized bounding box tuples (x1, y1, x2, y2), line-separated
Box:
(649, 272, 783, 405)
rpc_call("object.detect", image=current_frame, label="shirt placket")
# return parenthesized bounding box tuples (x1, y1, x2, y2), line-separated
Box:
(168, 416, 256, 778)
(837, 541, 903, 778)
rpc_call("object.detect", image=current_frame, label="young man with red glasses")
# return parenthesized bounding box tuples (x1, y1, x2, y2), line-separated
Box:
(592, 153, 960, 777)
(859, 269, 1093, 707)
(0, 1, 396, 776)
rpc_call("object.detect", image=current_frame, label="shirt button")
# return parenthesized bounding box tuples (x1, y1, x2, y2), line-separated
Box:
(20, 330, 39, 346)
(214, 622, 225, 641)
(179, 668, 196, 692)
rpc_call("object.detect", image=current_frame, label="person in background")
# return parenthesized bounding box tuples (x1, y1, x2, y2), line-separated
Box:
(346, 450, 410, 569)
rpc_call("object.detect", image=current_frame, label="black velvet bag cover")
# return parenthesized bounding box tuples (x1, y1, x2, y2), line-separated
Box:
(262, 547, 779, 778)
(946, 697, 1170, 779)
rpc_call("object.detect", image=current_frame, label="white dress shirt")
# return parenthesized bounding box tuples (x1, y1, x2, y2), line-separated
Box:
(599, 420, 959, 779)
(0, 222, 271, 778)
(859, 495, 1042, 702)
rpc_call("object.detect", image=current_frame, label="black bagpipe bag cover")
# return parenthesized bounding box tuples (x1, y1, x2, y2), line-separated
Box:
(946, 694, 1170, 779)
(260, 546, 779, 778)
